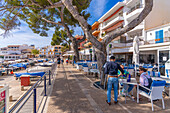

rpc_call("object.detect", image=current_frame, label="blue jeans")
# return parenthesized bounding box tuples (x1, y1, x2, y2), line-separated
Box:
(107, 77, 118, 102)
(123, 84, 134, 93)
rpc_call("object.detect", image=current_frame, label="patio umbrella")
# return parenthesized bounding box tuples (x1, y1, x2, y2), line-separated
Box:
(133, 36, 140, 77)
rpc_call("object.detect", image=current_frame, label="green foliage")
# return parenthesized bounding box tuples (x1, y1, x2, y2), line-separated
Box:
(0, 0, 92, 37)
(31, 49, 39, 55)
(51, 28, 72, 52)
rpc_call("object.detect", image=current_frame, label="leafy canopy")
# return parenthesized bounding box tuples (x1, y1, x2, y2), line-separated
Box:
(31, 49, 39, 55)
(0, 0, 91, 37)
(51, 28, 72, 51)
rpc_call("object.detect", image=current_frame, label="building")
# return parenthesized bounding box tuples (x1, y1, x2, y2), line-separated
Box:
(39, 45, 55, 58)
(53, 45, 63, 57)
(89, 0, 170, 64)
(29, 45, 35, 49)
(0, 44, 32, 60)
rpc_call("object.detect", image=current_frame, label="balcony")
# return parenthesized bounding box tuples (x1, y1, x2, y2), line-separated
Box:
(92, 30, 100, 36)
(91, 22, 99, 30)
(102, 16, 124, 30)
(126, 4, 143, 21)
(127, 24, 144, 34)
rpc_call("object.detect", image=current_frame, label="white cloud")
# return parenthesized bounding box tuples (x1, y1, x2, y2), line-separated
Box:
(0, 24, 54, 48)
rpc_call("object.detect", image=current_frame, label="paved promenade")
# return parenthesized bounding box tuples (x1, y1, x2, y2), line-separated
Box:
(46, 64, 170, 113)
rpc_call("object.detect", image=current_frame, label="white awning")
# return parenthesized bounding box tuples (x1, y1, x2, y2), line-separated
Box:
(63, 53, 74, 56)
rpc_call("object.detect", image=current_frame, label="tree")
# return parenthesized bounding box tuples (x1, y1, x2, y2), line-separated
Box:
(0, 0, 90, 62)
(31, 49, 39, 55)
(0, 0, 153, 85)
(61, 0, 153, 85)
(51, 28, 72, 52)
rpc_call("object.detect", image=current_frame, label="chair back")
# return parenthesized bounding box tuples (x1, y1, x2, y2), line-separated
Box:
(150, 80, 166, 100)
(92, 63, 97, 69)
(166, 69, 169, 77)
(148, 71, 160, 77)
(148, 71, 150, 76)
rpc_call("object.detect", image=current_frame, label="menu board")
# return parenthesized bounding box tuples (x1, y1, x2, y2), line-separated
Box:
(0, 90, 6, 113)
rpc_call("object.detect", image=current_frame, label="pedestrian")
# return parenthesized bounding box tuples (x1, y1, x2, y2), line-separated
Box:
(57, 57, 61, 68)
(66, 59, 68, 65)
(105, 56, 124, 105)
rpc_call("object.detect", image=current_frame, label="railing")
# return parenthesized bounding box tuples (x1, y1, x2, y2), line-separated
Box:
(127, 3, 143, 15)
(9, 62, 57, 113)
(104, 15, 123, 27)
(111, 37, 170, 48)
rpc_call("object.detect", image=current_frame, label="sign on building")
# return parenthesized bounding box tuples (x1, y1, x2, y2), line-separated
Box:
(0, 85, 9, 113)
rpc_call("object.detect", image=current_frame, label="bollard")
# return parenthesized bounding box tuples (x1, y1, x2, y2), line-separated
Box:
(33, 88, 36, 113)
(9, 96, 13, 102)
(44, 76, 47, 96)
(21, 85, 24, 91)
(49, 70, 51, 85)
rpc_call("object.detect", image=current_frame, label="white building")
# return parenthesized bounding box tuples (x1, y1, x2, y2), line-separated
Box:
(91, 0, 170, 64)
(39, 45, 55, 58)
(0, 44, 32, 60)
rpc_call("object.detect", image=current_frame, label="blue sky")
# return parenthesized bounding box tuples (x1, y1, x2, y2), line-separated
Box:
(0, 0, 121, 48)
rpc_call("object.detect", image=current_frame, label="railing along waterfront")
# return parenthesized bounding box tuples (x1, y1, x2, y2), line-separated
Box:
(8, 62, 57, 113)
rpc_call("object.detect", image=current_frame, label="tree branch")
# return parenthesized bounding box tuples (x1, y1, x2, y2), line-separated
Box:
(61, 22, 74, 41)
(60, 6, 65, 22)
(47, 0, 54, 5)
(30, 0, 43, 8)
(41, 17, 62, 26)
(61, 0, 103, 51)
(104, 0, 153, 45)
(77, 34, 86, 44)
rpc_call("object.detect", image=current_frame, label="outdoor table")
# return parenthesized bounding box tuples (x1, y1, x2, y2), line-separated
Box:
(89, 69, 99, 73)
(151, 76, 170, 98)
(119, 78, 138, 103)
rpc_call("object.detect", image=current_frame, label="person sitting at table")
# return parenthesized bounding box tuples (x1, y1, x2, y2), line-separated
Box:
(118, 65, 134, 95)
(139, 66, 152, 93)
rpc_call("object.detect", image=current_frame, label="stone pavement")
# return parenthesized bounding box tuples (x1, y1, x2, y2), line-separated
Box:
(46, 64, 170, 113)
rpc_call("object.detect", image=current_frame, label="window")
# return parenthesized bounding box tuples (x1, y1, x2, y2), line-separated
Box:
(59, 47, 61, 49)
(55, 47, 58, 49)
(0, 56, 4, 58)
(155, 30, 164, 43)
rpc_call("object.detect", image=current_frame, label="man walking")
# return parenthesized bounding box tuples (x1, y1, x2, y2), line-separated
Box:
(105, 56, 124, 105)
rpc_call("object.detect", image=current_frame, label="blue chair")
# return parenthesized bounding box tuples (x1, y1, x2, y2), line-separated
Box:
(166, 69, 169, 77)
(148, 71, 151, 76)
(158, 72, 160, 77)
(152, 71, 155, 77)
(137, 80, 166, 111)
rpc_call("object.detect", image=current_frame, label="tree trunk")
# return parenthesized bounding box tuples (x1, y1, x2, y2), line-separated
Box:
(72, 38, 80, 62)
(68, 43, 71, 51)
(96, 47, 107, 85)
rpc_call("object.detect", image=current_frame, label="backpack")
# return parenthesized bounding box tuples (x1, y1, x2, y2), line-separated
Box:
(143, 74, 153, 88)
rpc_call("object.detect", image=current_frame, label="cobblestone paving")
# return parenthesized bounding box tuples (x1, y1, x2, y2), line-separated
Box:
(47, 64, 170, 113)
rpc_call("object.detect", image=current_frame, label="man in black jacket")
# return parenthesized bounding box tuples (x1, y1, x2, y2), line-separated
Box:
(105, 56, 124, 105)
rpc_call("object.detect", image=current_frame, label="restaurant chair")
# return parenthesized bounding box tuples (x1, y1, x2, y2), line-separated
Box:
(137, 80, 166, 111)
(166, 69, 169, 77)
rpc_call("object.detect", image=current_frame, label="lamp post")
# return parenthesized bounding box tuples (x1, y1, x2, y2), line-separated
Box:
(90, 49, 92, 61)
(84, 49, 86, 60)
(92, 46, 95, 62)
